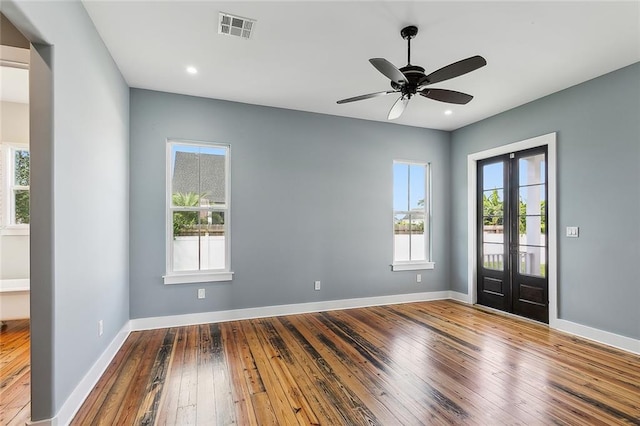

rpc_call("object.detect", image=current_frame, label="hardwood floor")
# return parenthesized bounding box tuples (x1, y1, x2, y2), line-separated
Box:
(70, 300, 640, 425)
(0, 319, 30, 426)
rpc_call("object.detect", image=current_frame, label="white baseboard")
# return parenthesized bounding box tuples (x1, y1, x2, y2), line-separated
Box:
(553, 318, 640, 355)
(448, 291, 471, 304)
(130, 290, 453, 331)
(30, 322, 133, 426)
(33, 290, 639, 426)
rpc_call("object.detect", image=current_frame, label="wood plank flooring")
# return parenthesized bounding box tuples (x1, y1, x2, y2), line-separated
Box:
(71, 300, 640, 425)
(0, 319, 30, 426)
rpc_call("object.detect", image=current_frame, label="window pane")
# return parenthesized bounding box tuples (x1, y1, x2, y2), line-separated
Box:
(519, 153, 546, 186)
(482, 162, 503, 190)
(14, 150, 30, 187)
(482, 189, 504, 218)
(409, 164, 425, 210)
(199, 146, 226, 206)
(200, 212, 226, 270)
(393, 163, 409, 211)
(172, 210, 200, 272)
(409, 214, 425, 261)
(483, 225, 504, 243)
(482, 243, 504, 270)
(518, 246, 546, 277)
(14, 190, 29, 224)
(394, 213, 410, 262)
(172, 145, 227, 208)
(171, 146, 201, 205)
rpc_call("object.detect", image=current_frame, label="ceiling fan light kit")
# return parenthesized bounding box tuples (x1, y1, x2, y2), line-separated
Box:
(337, 25, 487, 120)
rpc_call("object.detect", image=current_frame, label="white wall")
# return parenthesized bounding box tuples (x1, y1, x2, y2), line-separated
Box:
(0, 101, 29, 280)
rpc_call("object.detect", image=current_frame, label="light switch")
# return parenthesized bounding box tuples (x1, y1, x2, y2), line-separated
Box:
(566, 226, 579, 238)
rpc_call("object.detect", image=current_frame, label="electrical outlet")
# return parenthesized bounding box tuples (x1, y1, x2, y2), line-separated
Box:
(314, 281, 321, 291)
(98, 320, 104, 337)
(416, 274, 422, 283)
(198, 288, 206, 299)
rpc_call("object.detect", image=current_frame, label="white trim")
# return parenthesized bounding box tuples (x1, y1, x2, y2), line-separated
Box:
(392, 160, 432, 265)
(130, 290, 454, 331)
(0, 278, 29, 292)
(391, 262, 435, 271)
(554, 319, 640, 355)
(467, 132, 557, 323)
(0, 226, 29, 236)
(31, 321, 133, 426)
(449, 291, 472, 304)
(163, 271, 234, 284)
(165, 139, 232, 281)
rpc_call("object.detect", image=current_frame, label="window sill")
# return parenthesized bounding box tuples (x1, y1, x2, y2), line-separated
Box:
(0, 227, 29, 236)
(163, 271, 234, 285)
(391, 262, 435, 272)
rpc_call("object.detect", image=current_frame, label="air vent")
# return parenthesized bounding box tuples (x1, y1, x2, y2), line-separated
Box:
(218, 12, 256, 39)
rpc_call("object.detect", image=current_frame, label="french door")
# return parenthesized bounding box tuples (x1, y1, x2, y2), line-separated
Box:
(477, 147, 548, 323)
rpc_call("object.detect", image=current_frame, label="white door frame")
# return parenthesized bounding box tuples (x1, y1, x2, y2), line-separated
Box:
(466, 132, 558, 326)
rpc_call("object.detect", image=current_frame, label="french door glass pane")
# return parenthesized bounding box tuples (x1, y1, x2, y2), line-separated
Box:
(482, 243, 504, 270)
(483, 226, 504, 243)
(519, 153, 546, 186)
(518, 246, 546, 277)
(482, 162, 503, 190)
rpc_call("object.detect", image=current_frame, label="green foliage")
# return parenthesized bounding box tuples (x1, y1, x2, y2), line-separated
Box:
(14, 150, 29, 187)
(482, 189, 545, 234)
(15, 191, 29, 224)
(13, 150, 30, 225)
(172, 192, 201, 237)
(482, 190, 503, 226)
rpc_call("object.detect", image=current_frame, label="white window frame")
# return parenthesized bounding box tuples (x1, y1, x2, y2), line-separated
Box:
(392, 160, 434, 271)
(163, 139, 233, 284)
(1, 143, 30, 236)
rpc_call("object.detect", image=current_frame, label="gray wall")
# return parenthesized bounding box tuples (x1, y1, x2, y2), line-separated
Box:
(450, 62, 640, 339)
(1, 0, 130, 420)
(130, 89, 451, 318)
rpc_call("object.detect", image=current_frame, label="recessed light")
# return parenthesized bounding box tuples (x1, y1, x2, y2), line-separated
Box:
(186, 66, 198, 75)
(444, 110, 453, 115)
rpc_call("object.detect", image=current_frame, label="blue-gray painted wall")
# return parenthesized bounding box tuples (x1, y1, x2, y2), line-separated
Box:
(2, 0, 130, 420)
(130, 89, 451, 318)
(450, 62, 640, 339)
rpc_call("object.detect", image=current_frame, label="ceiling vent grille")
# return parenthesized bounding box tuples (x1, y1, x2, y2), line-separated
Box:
(218, 12, 256, 39)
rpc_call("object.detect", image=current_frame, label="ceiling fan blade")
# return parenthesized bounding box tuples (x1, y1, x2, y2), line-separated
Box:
(388, 96, 409, 120)
(337, 90, 397, 104)
(369, 58, 408, 85)
(420, 88, 473, 104)
(420, 55, 487, 86)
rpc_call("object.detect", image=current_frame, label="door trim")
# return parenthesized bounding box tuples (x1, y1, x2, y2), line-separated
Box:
(467, 132, 558, 326)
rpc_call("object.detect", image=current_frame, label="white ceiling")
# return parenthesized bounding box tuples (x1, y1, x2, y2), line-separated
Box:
(82, 1, 639, 131)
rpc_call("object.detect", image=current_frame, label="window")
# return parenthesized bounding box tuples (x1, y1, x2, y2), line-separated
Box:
(1, 144, 30, 232)
(392, 161, 434, 271)
(164, 140, 232, 284)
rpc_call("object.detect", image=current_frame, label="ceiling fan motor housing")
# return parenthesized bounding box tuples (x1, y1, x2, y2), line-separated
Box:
(391, 65, 426, 96)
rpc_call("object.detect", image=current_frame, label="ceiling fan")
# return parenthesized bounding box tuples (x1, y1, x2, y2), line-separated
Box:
(337, 25, 487, 120)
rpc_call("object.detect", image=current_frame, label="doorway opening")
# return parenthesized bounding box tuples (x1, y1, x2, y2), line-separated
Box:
(467, 133, 557, 324)
(0, 12, 31, 426)
(477, 147, 548, 322)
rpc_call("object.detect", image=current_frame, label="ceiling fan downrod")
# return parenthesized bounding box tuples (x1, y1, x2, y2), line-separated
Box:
(400, 25, 418, 65)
